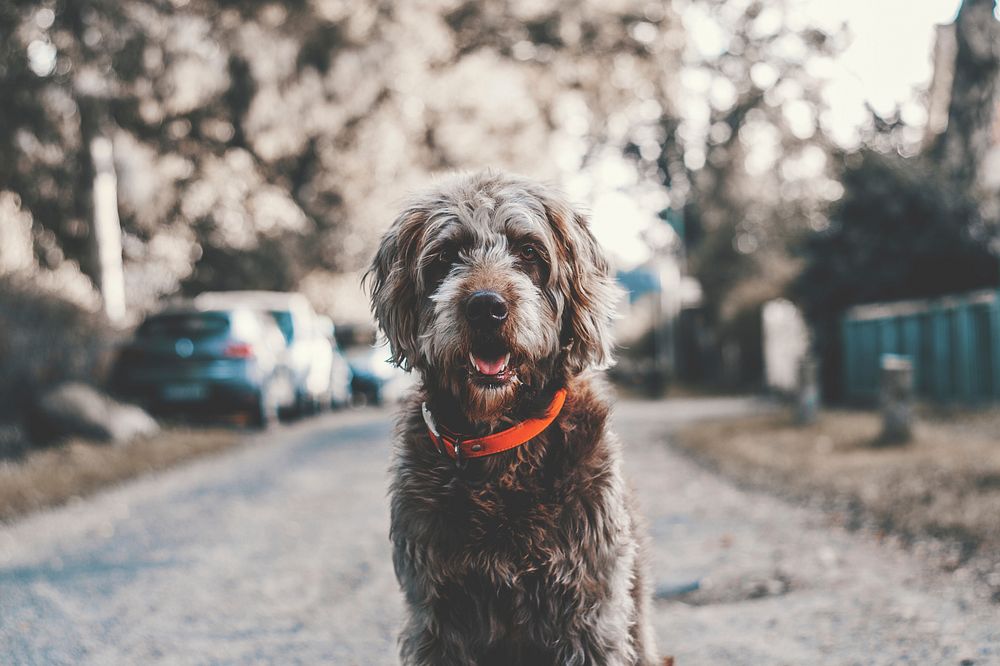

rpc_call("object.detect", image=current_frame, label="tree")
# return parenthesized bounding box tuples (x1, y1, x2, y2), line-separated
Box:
(1, 0, 686, 320)
(932, 0, 1000, 198)
(647, 0, 843, 386)
(792, 149, 999, 398)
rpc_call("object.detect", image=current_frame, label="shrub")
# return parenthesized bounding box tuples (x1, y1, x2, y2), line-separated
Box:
(0, 275, 119, 429)
(792, 150, 999, 399)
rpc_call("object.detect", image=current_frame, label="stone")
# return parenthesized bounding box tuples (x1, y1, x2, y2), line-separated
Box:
(29, 382, 159, 445)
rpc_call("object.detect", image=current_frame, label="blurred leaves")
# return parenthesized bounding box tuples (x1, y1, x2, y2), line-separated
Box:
(676, 0, 843, 335)
(2, 0, 997, 382)
(0, 274, 117, 422)
(1, 0, 687, 317)
(792, 148, 999, 398)
(794, 149, 998, 321)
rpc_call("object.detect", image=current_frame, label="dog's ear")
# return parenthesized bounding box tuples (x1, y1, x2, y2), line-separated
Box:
(364, 207, 426, 370)
(539, 189, 619, 374)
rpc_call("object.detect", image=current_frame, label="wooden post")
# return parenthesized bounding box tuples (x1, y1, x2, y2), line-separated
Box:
(796, 355, 819, 425)
(879, 354, 914, 445)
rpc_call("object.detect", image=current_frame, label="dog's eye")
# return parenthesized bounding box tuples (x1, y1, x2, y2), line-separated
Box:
(437, 247, 457, 265)
(518, 245, 540, 262)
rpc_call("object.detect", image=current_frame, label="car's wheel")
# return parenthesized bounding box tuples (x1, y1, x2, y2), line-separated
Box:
(250, 385, 279, 429)
(313, 392, 331, 414)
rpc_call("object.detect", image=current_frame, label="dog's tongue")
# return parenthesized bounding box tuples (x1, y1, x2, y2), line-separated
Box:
(473, 355, 506, 375)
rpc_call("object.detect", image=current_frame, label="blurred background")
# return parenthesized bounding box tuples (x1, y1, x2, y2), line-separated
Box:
(1, 0, 1000, 662)
(3, 0, 1000, 416)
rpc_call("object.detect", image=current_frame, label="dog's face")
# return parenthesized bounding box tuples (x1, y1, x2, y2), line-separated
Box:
(366, 172, 617, 422)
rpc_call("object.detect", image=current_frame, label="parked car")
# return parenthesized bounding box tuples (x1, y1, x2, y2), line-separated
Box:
(316, 315, 352, 408)
(346, 343, 414, 406)
(112, 302, 296, 427)
(196, 291, 335, 416)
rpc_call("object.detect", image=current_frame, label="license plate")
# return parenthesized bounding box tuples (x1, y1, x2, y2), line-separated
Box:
(161, 384, 208, 401)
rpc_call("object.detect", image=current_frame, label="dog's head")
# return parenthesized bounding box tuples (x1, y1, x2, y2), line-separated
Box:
(366, 171, 617, 421)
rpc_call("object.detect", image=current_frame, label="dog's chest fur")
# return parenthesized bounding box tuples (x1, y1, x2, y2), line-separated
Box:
(389, 380, 644, 662)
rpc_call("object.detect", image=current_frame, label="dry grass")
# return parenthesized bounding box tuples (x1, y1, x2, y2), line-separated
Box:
(673, 408, 1000, 563)
(0, 427, 241, 523)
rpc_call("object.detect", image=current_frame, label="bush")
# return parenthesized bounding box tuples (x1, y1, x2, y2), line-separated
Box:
(0, 275, 119, 430)
(792, 150, 999, 399)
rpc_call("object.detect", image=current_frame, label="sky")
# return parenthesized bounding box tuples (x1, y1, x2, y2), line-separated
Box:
(798, 0, 964, 146)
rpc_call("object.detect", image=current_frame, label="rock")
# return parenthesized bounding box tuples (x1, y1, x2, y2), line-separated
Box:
(29, 382, 158, 445)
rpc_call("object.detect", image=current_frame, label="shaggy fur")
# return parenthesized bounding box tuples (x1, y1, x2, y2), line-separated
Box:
(366, 171, 657, 665)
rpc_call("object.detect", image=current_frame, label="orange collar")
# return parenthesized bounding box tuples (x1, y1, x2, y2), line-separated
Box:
(422, 389, 568, 462)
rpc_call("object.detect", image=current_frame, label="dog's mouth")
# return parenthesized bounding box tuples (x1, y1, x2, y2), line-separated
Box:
(467, 344, 517, 387)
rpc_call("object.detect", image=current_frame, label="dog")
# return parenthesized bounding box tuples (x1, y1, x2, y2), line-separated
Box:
(366, 170, 657, 665)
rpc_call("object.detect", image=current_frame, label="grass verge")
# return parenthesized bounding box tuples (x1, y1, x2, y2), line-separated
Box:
(673, 408, 1000, 595)
(0, 427, 242, 523)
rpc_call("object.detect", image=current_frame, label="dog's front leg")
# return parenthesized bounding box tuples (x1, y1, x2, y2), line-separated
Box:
(550, 634, 636, 666)
(399, 614, 480, 666)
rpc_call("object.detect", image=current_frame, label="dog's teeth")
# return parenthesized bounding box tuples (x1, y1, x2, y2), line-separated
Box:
(469, 352, 477, 366)
(502, 353, 511, 369)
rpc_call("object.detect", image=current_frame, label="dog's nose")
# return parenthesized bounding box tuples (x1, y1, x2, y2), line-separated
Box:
(466, 291, 508, 327)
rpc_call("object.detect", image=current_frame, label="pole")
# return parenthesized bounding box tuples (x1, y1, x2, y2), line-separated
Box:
(90, 135, 126, 324)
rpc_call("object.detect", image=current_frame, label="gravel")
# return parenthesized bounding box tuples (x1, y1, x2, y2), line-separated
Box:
(0, 396, 997, 665)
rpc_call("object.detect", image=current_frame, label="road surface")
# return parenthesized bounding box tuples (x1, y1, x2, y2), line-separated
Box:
(1, 397, 997, 665)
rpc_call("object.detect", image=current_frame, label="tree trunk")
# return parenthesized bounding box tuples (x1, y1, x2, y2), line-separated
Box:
(934, 0, 1000, 193)
(90, 134, 127, 324)
(77, 91, 126, 324)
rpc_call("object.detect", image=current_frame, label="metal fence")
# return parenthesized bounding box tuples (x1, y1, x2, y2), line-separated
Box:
(842, 288, 1000, 404)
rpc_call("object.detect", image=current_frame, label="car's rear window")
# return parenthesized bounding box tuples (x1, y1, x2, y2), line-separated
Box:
(138, 313, 230, 339)
(270, 311, 294, 343)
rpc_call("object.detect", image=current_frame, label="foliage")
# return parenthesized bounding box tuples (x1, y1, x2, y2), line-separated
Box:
(796, 150, 997, 316)
(792, 149, 999, 396)
(640, 0, 845, 386)
(931, 0, 1000, 202)
(0, 0, 684, 319)
(0, 275, 118, 424)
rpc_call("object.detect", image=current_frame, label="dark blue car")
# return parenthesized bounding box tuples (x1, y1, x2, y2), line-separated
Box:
(112, 303, 296, 427)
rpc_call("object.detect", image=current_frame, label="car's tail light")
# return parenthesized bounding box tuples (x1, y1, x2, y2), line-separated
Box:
(223, 342, 255, 358)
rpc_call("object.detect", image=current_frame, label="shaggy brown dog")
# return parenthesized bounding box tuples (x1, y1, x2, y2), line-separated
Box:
(366, 171, 657, 665)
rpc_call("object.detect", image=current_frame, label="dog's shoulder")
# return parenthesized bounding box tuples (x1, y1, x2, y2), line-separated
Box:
(557, 373, 611, 437)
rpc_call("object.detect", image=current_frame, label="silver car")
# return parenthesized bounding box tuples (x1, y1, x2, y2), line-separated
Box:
(196, 291, 337, 415)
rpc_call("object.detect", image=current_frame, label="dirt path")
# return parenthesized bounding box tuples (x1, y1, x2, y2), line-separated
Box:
(620, 399, 998, 665)
(1, 397, 997, 665)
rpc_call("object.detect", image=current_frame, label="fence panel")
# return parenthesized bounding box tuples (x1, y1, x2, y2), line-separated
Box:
(842, 288, 1000, 404)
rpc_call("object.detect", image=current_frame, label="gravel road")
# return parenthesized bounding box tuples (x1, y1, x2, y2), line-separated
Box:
(1, 397, 997, 665)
